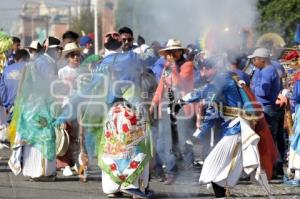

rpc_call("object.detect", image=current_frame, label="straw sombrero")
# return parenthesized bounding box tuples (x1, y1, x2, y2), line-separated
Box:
(62, 42, 82, 57)
(159, 38, 187, 56)
(55, 128, 70, 157)
(25, 40, 42, 51)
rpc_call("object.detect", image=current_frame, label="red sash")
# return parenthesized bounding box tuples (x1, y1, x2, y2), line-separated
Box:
(242, 86, 278, 180)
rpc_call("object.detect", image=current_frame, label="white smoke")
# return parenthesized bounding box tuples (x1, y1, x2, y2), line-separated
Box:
(124, 0, 258, 50)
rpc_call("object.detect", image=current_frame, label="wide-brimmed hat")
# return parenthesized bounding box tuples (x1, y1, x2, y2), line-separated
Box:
(247, 47, 270, 59)
(55, 128, 70, 157)
(159, 38, 186, 56)
(25, 40, 42, 51)
(44, 36, 61, 49)
(62, 42, 82, 57)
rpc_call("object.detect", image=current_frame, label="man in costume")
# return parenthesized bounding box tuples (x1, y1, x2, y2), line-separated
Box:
(56, 31, 153, 198)
(283, 70, 300, 186)
(8, 36, 61, 181)
(5, 37, 21, 66)
(0, 31, 12, 152)
(0, 49, 30, 125)
(173, 57, 277, 198)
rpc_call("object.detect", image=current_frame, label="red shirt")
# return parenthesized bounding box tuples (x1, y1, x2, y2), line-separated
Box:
(152, 60, 194, 117)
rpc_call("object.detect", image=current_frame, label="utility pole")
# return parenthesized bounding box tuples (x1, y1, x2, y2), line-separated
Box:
(94, 0, 99, 55)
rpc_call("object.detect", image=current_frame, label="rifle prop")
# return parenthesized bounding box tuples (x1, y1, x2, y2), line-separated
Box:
(167, 87, 181, 158)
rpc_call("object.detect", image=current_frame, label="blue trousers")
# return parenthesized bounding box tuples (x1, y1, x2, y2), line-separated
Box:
(155, 111, 194, 176)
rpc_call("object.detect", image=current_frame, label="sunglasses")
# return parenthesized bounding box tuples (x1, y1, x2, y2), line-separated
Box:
(69, 52, 81, 58)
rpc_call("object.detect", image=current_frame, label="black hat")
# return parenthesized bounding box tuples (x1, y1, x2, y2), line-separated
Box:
(44, 36, 61, 48)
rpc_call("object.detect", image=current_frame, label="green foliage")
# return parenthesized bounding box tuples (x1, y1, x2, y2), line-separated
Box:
(0, 31, 13, 53)
(69, 6, 102, 46)
(70, 7, 94, 34)
(257, 0, 300, 45)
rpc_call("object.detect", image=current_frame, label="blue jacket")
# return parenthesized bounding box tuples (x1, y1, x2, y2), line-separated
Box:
(181, 72, 244, 137)
(0, 61, 26, 108)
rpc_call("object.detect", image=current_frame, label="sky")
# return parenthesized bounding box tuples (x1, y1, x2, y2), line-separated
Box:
(0, 0, 78, 33)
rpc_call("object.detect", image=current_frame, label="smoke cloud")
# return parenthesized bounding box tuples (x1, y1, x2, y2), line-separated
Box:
(120, 0, 258, 50)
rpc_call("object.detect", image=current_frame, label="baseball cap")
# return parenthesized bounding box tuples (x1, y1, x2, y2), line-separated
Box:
(247, 48, 270, 59)
(79, 36, 92, 47)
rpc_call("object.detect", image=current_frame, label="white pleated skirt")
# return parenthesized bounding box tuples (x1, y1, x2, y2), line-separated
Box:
(199, 134, 243, 187)
(22, 145, 56, 178)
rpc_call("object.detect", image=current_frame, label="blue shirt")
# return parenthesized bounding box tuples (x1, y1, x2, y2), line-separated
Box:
(6, 51, 16, 66)
(151, 57, 165, 82)
(0, 61, 26, 108)
(293, 80, 300, 105)
(181, 72, 243, 137)
(271, 59, 285, 79)
(251, 64, 281, 106)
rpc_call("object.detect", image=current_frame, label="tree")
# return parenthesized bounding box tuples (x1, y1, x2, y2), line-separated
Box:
(69, 1, 102, 46)
(257, 0, 300, 45)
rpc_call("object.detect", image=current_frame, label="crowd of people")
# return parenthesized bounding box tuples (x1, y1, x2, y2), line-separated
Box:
(0, 25, 299, 199)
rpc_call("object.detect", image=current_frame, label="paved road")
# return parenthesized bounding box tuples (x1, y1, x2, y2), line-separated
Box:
(0, 149, 300, 199)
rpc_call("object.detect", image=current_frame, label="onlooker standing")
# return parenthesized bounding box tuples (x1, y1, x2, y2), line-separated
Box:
(25, 40, 43, 60)
(5, 37, 21, 66)
(57, 42, 83, 177)
(118, 26, 136, 52)
(249, 47, 284, 176)
(62, 31, 79, 47)
(0, 49, 30, 110)
(79, 35, 94, 59)
(150, 38, 195, 185)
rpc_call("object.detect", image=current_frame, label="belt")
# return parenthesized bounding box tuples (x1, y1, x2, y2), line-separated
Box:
(219, 105, 261, 121)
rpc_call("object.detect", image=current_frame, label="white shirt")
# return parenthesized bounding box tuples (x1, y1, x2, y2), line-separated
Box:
(58, 65, 79, 107)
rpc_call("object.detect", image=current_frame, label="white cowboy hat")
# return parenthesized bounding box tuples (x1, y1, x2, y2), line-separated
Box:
(62, 42, 82, 57)
(25, 40, 42, 50)
(159, 38, 187, 56)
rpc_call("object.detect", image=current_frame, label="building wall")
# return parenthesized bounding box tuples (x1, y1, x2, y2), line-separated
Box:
(20, 16, 49, 45)
(100, 0, 117, 45)
(50, 23, 69, 39)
